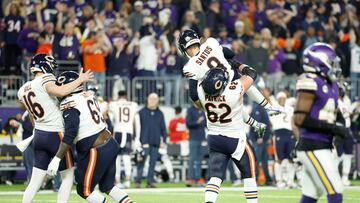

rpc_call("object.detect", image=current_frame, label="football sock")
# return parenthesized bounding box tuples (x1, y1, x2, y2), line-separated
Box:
(109, 186, 132, 203)
(122, 155, 132, 180)
(300, 195, 317, 203)
(274, 162, 282, 183)
(243, 178, 258, 203)
(286, 162, 295, 185)
(327, 193, 342, 203)
(58, 167, 74, 203)
(342, 154, 352, 181)
(86, 191, 107, 203)
(115, 155, 121, 184)
(205, 177, 222, 203)
(22, 167, 47, 203)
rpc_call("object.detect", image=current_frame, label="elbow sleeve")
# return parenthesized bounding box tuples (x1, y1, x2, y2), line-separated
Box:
(63, 108, 80, 145)
(189, 79, 199, 102)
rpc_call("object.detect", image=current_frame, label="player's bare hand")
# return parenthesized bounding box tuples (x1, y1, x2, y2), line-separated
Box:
(78, 68, 94, 83)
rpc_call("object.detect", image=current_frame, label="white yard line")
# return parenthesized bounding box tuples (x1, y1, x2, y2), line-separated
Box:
(1, 186, 360, 195)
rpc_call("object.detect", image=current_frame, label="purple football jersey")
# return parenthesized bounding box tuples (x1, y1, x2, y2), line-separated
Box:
(296, 73, 339, 143)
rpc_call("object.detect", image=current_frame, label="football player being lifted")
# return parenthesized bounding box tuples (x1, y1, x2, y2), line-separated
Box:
(293, 43, 346, 203)
(18, 54, 93, 203)
(178, 29, 282, 116)
(197, 66, 260, 203)
(46, 72, 133, 203)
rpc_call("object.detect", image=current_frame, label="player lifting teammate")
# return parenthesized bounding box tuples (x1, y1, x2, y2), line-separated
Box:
(46, 72, 133, 203)
(293, 43, 346, 203)
(18, 54, 93, 203)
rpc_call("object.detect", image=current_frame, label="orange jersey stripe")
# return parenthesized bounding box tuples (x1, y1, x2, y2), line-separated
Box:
(245, 142, 256, 179)
(84, 148, 97, 196)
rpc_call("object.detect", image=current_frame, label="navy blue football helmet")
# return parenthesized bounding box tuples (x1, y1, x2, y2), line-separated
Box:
(56, 71, 83, 94)
(200, 68, 229, 96)
(30, 54, 57, 74)
(178, 29, 200, 57)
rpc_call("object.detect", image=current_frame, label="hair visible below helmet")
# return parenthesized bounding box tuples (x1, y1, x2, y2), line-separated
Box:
(302, 42, 341, 82)
(200, 68, 229, 97)
(87, 84, 100, 96)
(30, 54, 57, 74)
(56, 71, 83, 95)
(178, 29, 200, 57)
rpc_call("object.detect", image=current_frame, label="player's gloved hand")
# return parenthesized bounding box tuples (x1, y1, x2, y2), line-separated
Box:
(47, 156, 61, 176)
(254, 123, 266, 139)
(265, 105, 284, 116)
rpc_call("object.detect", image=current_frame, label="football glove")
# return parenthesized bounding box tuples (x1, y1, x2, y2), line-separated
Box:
(254, 122, 267, 139)
(265, 105, 284, 116)
(47, 156, 61, 176)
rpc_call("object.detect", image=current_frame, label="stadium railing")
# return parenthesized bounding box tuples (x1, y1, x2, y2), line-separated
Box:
(0, 76, 24, 107)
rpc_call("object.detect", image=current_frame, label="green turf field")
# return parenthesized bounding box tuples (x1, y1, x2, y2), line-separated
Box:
(1, 182, 359, 203)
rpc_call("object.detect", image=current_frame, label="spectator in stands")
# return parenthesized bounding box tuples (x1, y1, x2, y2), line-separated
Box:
(162, 0, 178, 27)
(181, 10, 200, 35)
(107, 35, 134, 78)
(253, 0, 269, 32)
(156, 34, 171, 76)
(136, 93, 167, 188)
(17, 14, 39, 55)
(302, 26, 320, 50)
(168, 106, 189, 156)
(217, 25, 232, 48)
(201, 27, 211, 42)
(82, 30, 112, 95)
(249, 87, 273, 186)
(36, 32, 52, 54)
(232, 20, 251, 44)
(351, 30, 360, 98)
(206, 0, 223, 35)
(2, 2, 24, 75)
(186, 103, 206, 187)
(221, 0, 244, 34)
(282, 38, 301, 89)
(100, 0, 117, 27)
(190, 0, 206, 34)
(267, 39, 285, 91)
(231, 40, 246, 64)
(53, 21, 80, 60)
(128, 1, 144, 33)
(245, 34, 268, 76)
(136, 17, 158, 77)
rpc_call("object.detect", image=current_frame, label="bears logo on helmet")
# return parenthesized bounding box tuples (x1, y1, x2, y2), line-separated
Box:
(200, 67, 229, 97)
(56, 71, 83, 95)
(30, 54, 58, 74)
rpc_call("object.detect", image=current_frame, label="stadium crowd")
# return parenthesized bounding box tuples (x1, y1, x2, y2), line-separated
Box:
(0, 0, 360, 95)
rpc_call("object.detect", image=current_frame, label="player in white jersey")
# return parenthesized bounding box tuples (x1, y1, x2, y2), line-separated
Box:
(109, 90, 140, 188)
(178, 29, 282, 115)
(17, 54, 93, 203)
(270, 92, 296, 188)
(334, 82, 354, 186)
(46, 71, 133, 203)
(197, 66, 259, 203)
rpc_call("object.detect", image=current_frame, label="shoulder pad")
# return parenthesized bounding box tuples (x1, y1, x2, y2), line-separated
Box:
(296, 74, 318, 91)
(60, 95, 78, 111)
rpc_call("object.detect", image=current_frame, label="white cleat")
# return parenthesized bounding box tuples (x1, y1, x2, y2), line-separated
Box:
(342, 177, 351, 186)
(276, 182, 286, 189)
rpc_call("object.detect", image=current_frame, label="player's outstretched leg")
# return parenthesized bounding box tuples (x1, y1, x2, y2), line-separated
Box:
(107, 185, 133, 203)
(22, 167, 47, 203)
(205, 177, 222, 203)
(86, 191, 108, 203)
(115, 155, 122, 186)
(58, 167, 74, 203)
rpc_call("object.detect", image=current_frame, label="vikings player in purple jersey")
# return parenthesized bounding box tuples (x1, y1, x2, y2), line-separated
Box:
(293, 43, 347, 203)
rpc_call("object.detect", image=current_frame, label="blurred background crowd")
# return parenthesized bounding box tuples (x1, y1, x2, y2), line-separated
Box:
(0, 0, 360, 96)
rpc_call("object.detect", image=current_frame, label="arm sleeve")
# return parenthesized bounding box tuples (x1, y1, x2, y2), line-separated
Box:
(62, 108, 80, 145)
(189, 79, 199, 102)
(223, 46, 235, 59)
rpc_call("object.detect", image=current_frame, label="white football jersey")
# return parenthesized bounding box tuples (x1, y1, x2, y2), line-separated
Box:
(109, 98, 139, 135)
(338, 95, 351, 128)
(60, 92, 106, 143)
(198, 74, 246, 139)
(18, 73, 63, 132)
(183, 37, 232, 80)
(270, 104, 294, 131)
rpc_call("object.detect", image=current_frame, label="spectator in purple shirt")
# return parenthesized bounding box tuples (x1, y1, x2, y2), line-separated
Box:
(217, 26, 232, 49)
(163, 0, 178, 27)
(266, 39, 285, 92)
(55, 21, 80, 60)
(221, 0, 245, 33)
(2, 3, 25, 75)
(17, 15, 39, 55)
(253, 1, 270, 32)
(101, 1, 117, 27)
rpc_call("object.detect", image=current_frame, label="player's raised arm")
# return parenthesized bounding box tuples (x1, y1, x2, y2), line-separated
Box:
(45, 68, 93, 97)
